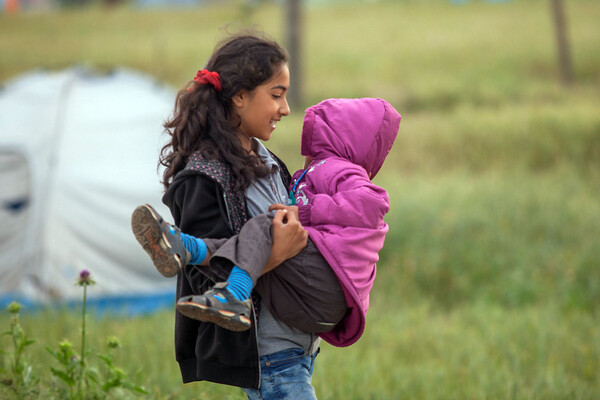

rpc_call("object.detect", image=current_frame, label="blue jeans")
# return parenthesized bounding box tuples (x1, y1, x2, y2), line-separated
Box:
(242, 348, 319, 400)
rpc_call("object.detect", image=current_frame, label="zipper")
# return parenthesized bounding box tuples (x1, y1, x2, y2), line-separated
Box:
(252, 302, 261, 388)
(288, 167, 310, 206)
(222, 192, 234, 232)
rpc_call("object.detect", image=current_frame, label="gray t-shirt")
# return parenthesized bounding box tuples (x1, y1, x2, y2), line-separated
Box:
(246, 139, 321, 357)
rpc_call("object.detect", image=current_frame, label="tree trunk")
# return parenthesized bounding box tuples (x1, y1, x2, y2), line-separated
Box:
(550, 0, 573, 86)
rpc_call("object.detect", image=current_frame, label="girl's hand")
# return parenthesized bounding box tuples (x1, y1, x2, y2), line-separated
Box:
(262, 205, 308, 274)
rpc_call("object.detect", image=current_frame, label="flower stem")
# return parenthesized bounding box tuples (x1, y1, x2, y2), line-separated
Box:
(79, 284, 87, 396)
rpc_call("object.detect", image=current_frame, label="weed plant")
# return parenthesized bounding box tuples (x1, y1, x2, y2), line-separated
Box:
(0, 302, 38, 399)
(0, 272, 147, 399)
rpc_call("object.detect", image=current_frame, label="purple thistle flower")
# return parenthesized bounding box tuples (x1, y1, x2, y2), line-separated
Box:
(76, 269, 96, 287)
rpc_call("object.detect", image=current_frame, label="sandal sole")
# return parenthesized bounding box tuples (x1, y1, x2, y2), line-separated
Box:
(176, 301, 251, 332)
(131, 205, 182, 278)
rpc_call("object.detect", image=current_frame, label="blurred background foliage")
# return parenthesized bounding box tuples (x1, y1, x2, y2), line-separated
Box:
(1, 0, 598, 328)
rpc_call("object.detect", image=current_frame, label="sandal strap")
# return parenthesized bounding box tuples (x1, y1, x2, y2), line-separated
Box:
(179, 283, 251, 317)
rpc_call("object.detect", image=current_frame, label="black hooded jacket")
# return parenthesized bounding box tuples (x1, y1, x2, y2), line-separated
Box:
(162, 150, 291, 388)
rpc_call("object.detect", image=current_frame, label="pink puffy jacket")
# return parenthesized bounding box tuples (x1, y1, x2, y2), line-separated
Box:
(291, 98, 401, 347)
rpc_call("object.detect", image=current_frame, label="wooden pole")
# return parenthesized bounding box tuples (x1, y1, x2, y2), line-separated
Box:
(550, 0, 573, 86)
(286, 0, 303, 109)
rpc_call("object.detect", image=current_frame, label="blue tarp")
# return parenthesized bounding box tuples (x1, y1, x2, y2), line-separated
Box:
(1, 289, 176, 317)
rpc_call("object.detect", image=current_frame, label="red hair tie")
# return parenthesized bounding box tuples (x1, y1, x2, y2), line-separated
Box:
(193, 69, 222, 91)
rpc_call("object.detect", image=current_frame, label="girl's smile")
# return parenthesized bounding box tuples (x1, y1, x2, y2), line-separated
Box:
(232, 63, 291, 150)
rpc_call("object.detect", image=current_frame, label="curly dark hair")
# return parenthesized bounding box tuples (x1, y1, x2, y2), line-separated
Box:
(159, 33, 289, 190)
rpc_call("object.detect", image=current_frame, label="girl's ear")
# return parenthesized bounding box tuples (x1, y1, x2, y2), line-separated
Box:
(232, 90, 246, 108)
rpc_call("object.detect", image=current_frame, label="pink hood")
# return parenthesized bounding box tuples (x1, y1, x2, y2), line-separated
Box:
(301, 98, 400, 179)
(293, 98, 400, 346)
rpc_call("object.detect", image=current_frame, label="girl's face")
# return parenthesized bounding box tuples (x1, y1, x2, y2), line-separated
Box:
(232, 63, 291, 150)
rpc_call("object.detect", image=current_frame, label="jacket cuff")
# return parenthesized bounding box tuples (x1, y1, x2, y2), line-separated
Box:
(298, 204, 312, 226)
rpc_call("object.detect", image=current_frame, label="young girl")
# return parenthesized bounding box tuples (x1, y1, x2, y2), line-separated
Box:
(133, 98, 401, 348)
(149, 33, 320, 399)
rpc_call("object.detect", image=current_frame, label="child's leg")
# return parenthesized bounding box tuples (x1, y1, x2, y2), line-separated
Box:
(183, 236, 347, 334)
(177, 213, 275, 331)
(203, 212, 275, 284)
(177, 214, 347, 334)
(254, 239, 347, 333)
(131, 204, 210, 277)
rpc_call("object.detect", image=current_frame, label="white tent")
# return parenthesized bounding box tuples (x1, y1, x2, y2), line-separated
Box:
(0, 67, 177, 314)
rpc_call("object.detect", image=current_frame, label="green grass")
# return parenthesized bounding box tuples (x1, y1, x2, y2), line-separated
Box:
(1, 0, 599, 398)
(2, 301, 598, 399)
(377, 170, 600, 311)
(319, 302, 599, 399)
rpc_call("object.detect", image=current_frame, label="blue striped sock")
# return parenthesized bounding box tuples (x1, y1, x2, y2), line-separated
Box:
(180, 233, 207, 265)
(225, 266, 253, 301)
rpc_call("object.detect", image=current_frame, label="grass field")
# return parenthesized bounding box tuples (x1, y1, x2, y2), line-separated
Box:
(1, 0, 599, 398)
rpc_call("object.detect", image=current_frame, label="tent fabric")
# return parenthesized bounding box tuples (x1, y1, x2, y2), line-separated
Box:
(0, 67, 177, 313)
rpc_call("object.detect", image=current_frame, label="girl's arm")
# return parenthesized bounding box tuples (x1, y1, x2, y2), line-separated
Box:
(262, 205, 308, 273)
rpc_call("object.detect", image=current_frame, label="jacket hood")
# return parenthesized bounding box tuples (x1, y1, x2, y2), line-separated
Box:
(301, 98, 401, 179)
